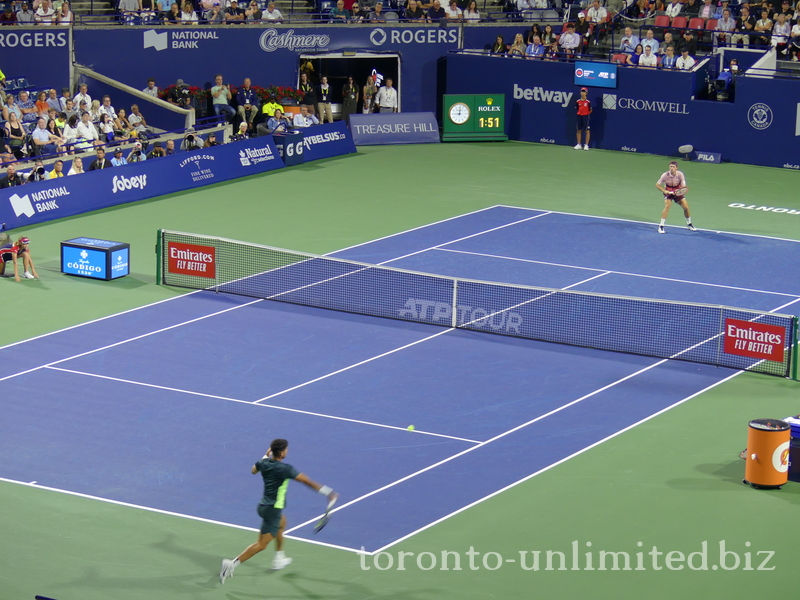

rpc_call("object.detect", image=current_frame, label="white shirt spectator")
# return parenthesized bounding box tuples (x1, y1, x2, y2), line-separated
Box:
(559, 29, 581, 50)
(99, 103, 117, 122)
(666, 0, 681, 17)
(587, 4, 607, 23)
(676, 54, 696, 70)
(35, 4, 55, 23)
(463, 7, 479, 21)
(76, 118, 99, 142)
(293, 112, 319, 128)
(263, 6, 283, 20)
(445, 4, 462, 18)
(532, 0, 547, 7)
(639, 49, 658, 67)
(74, 91, 92, 109)
(641, 37, 660, 53)
(516, 0, 532, 10)
(374, 85, 398, 109)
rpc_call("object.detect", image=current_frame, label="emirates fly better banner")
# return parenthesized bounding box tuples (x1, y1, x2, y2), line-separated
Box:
(723, 318, 786, 362)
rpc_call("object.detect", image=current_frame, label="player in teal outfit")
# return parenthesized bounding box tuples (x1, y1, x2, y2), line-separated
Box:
(220, 438, 338, 584)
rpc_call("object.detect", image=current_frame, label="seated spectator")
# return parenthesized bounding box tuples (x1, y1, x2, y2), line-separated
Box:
(205, 4, 224, 22)
(55, 112, 67, 130)
(559, 23, 581, 54)
(586, 0, 608, 45)
(58, 0, 74, 24)
(639, 44, 658, 67)
(0, 5, 18, 23)
(74, 84, 92, 109)
(181, 127, 204, 151)
(575, 12, 591, 47)
(128, 104, 152, 134)
(732, 7, 755, 48)
(87, 147, 113, 170)
(262, 108, 292, 135)
(675, 30, 697, 55)
(75, 110, 101, 148)
(114, 108, 134, 139)
(211, 74, 235, 121)
(203, 132, 220, 147)
(263, 1, 283, 21)
(261, 94, 282, 118)
(541, 24, 556, 46)
(181, 1, 198, 23)
(754, 9, 773, 46)
(772, 12, 790, 54)
(62, 114, 80, 149)
(526, 24, 541, 46)
(99, 95, 117, 121)
(463, 0, 479, 21)
(426, 0, 445, 21)
(545, 40, 559, 60)
(16, 2, 35, 23)
(698, 0, 715, 19)
(676, 47, 696, 69)
(46, 89, 61, 112)
(713, 0, 730, 18)
(140, 0, 157, 20)
(97, 113, 115, 142)
(35, 92, 50, 118)
(147, 141, 166, 159)
(48, 159, 66, 178)
(26, 159, 48, 183)
(244, 0, 262, 20)
(293, 105, 319, 128)
(369, 1, 386, 21)
(230, 121, 249, 141)
(629, 44, 644, 65)
(169, 79, 193, 109)
(641, 29, 660, 53)
(111, 147, 128, 167)
(490, 34, 507, 54)
(0, 163, 24, 188)
(525, 35, 545, 58)
(509, 33, 527, 57)
(236, 77, 259, 127)
(682, 0, 700, 16)
(35, 0, 56, 23)
(349, 2, 366, 21)
(445, 0, 462, 20)
(225, 0, 245, 22)
(620, 26, 639, 52)
(331, 0, 349, 21)
(716, 9, 736, 46)
(89, 99, 102, 122)
(404, 0, 425, 20)
(46, 117, 63, 140)
(163, 2, 181, 23)
(142, 78, 159, 97)
(2, 94, 22, 122)
(17, 91, 38, 123)
(660, 31, 676, 53)
(67, 156, 85, 175)
(32, 117, 65, 156)
(165, 139, 176, 155)
(127, 141, 147, 163)
(4, 113, 26, 159)
(789, 19, 800, 61)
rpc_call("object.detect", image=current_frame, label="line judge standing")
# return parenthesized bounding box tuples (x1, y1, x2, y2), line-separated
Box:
(374, 78, 398, 113)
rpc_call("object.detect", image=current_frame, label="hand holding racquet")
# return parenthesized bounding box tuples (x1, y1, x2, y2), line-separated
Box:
(667, 187, 687, 198)
(313, 491, 338, 534)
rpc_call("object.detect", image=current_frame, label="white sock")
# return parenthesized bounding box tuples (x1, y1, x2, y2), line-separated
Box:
(232, 558, 240, 567)
(686, 217, 692, 224)
(659, 219, 665, 226)
(275, 551, 285, 558)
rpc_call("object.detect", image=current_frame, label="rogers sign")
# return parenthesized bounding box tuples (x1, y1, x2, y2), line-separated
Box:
(168, 242, 216, 278)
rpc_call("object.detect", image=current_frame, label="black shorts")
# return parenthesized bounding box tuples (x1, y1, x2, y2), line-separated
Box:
(257, 504, 284, 536)
(576, 115, 590, 130)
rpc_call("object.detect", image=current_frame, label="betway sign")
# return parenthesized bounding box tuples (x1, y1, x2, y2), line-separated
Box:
(513, 84, 573, 107)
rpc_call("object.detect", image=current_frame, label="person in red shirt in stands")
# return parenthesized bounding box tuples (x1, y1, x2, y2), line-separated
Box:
(574, 87, 592, 151)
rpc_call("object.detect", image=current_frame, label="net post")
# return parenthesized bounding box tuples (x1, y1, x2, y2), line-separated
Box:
(792, 317, 799, 381)
(155, 228, 163, 286)
(451, 279, 458, 328)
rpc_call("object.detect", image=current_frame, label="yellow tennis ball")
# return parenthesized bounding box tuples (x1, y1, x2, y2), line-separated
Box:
(407, 425, 415, 431)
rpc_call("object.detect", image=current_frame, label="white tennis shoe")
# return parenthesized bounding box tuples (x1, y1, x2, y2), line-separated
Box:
(583, 144, 589, 150)
(220, 558, 237, 584)
(22, 271, 35, 279)
(658, 226, 665, 234)
(573, 143, 582, 149)
(272, 551, 293, 570)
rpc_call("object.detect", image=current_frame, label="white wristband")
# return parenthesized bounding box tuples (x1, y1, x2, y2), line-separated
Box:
(319, 485, 333, 496)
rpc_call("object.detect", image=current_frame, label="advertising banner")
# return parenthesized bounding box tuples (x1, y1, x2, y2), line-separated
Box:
(73, 26, 459, 113)
(349, 112, 440, 145)
(300, 121, 358, 161)
(723, 318, 786, 363)
(0, 136, 285, 230)
(0, 26, 70, 92)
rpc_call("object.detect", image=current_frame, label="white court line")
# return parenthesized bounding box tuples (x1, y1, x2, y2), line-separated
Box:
(284, 354, 673, 536)
(497, 204, 800, 245)
(0, 477, 364, 555)
(0, 299, 264, 384)
(366, 369, 745, 555)
(45, 365, 480, 445)
(436, 248, 800, 299)
(377, 212, 552, 266)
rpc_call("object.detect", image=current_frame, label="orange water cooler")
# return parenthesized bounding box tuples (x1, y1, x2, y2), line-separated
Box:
(743, 419, 790, 490)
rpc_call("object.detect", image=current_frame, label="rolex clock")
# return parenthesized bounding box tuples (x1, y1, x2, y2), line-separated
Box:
(442, 94, 507, 142)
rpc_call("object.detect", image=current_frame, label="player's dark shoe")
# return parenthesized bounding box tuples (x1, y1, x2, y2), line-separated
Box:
(658, 226, 665, 234)
(687, 224, 697, 231)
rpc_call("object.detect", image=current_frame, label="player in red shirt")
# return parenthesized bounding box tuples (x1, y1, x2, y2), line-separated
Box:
(0, 235, 39, 281)
(655, 161, 696, 234)
(574, 87, 591, 150)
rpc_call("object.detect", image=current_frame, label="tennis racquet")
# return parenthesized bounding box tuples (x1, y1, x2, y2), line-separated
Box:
(666, 187, 687, 198)
(313, 496, 337, 534)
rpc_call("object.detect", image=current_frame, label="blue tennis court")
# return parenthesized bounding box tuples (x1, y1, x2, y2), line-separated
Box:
(2, 206, 798, 554)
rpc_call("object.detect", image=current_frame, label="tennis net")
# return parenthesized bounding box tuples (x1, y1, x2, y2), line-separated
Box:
(156, 229, 798, 378)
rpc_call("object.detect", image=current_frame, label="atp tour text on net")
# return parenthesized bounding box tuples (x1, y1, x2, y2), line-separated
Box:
(357, 541, 776, 572)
